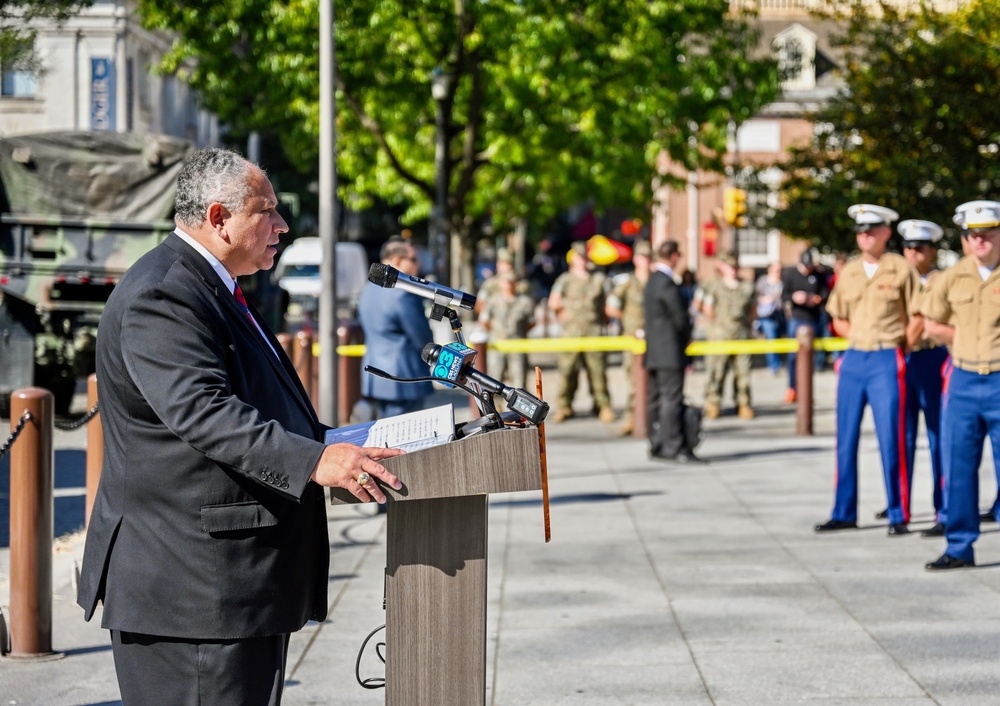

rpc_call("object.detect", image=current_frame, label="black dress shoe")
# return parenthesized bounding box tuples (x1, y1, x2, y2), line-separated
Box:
(874, 508, 888, 520)
(920, 522, 945, 538)
(674, 450, 706, 465)
(814, 519, 858, 532)
(980, 510, 997, 523)
(925, 553, 974, 571)
(887, 523, 909, 536)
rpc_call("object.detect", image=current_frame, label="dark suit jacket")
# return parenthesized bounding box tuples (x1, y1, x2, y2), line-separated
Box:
(357, 282, 434, 401)
(77, 234, 330, 640)
(643, 269, 693, 371)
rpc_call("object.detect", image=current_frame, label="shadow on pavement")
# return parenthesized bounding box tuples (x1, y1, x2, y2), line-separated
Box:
(492, 491, 663, 509)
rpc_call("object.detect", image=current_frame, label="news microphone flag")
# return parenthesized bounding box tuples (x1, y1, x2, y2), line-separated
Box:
(423, 342, 478, 385)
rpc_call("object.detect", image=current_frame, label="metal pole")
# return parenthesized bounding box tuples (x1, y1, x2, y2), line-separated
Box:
(318, 0, 340, 426)
(85, 374, 102, 527)
(8, 387, 57, 659)
(795, 325, 814, 436)
(434, 90, 450, 285)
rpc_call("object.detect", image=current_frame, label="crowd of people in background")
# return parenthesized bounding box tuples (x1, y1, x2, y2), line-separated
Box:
(355, 197, 1000, 573)
(467, 231, 852, 426)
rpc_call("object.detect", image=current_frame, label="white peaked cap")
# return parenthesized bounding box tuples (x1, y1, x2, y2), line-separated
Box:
(897, 219, 943, 243)
(848, 204, 900, 228)
(953, 200, 1000, 230)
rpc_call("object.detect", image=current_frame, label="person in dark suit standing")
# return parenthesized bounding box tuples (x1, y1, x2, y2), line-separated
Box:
(77, 147, 403, 705)
(357, 238, 435, 418)
(643, 240, 701, 463)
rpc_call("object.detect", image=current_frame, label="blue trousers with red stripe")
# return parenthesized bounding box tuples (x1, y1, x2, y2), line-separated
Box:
(831, 348, 909, 526)
(940, 367, 1000, 563)
(904, 346, 948, 520)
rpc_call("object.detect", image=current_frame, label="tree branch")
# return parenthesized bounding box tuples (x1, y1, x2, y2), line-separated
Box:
(336, 78, 433, 198)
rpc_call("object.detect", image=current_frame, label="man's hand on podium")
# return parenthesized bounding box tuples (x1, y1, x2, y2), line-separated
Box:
(311, 444, 404, 504)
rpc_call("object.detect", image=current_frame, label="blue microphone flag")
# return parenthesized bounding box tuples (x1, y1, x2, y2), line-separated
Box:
(430, 342, 477, 384)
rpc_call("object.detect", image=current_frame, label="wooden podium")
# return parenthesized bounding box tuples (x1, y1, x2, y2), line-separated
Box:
(331, 426, 543, 706)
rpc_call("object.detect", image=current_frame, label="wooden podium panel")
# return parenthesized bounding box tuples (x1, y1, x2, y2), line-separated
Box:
(330, 426, 542, 504)
(328, 426, 543, 706)
(385, 495, 487, 705)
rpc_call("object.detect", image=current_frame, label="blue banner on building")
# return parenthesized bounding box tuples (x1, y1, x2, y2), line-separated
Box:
(90, 58, 116, 131)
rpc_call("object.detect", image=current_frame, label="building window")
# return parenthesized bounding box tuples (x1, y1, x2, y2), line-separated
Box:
(773, 23, 818, 92)
(1, 69, 37, 98)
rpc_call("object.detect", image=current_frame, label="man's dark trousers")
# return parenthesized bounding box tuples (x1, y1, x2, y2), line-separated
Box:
(648, 368, 685, 458)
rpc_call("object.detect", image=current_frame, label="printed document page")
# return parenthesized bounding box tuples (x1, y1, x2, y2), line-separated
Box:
(324, 403, 455, 452)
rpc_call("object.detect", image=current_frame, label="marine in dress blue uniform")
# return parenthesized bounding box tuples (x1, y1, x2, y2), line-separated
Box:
(921, 200, 1000, 570)
(898, 219, 949, 537)
(815, 204, 919, 536)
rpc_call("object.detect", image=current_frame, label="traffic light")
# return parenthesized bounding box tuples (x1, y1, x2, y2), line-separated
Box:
(723, 187, 747, 227)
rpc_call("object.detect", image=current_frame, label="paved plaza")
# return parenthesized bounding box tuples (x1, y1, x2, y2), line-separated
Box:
(2, 363, 1000, 705)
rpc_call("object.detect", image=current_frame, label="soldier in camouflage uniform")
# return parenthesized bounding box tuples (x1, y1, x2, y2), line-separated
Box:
(548, 242, 614, 423)
(475, 247, 529, 316)
(695, 252, 756, 420)
(605, 240, 651, 435)
(479, 271, 536, 390)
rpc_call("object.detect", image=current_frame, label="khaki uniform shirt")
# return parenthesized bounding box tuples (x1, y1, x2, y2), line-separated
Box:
(701, 277, 755, 339)
(482, 293, 535, 342)
(477, 275, 529, 303)
(551, 271, 607, 337)
(609, 275, 647, 336)
(911, 268, 943, 351)
(826, 253, 918, 349)
(922, 257, 1000, 373)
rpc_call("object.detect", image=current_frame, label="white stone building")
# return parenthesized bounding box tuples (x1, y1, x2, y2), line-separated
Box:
(0, 0, 217, 144)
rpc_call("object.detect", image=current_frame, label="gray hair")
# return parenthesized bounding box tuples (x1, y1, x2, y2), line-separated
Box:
(173, 147, 260, 228)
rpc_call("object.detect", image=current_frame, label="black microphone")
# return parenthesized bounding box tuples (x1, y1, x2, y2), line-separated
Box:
(421, 343, 549, 425)
(421, 342, 502, 394)
(368, 263, 476, 311)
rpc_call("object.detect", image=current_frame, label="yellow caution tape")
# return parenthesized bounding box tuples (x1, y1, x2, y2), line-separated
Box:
(323, 336, 848, 358)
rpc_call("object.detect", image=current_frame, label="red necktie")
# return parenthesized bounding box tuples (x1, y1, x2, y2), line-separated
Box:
(233, 283, 256, 326)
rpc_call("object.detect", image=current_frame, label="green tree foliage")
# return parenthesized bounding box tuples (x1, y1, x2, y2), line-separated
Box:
(138, 0, 778, 277)
(769, 0, 1000, 253)
(0, 1, 91, 69)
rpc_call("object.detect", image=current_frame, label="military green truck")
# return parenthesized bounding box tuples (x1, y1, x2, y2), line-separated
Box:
(0, 131, 193, 416)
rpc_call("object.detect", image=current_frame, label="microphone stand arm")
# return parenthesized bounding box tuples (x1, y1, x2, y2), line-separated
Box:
(431, 304, 489, 418)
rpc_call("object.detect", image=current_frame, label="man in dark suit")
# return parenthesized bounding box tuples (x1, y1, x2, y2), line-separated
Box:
(77, 147, 403, 705)
(357, 239, 435, 418)
(643, 241, 701, 463)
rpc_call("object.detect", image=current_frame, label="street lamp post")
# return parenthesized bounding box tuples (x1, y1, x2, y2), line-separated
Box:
(318, 0, 339, 426)
(431, 68, 450, 285)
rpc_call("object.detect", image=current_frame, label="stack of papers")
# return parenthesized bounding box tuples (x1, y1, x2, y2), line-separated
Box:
(324, 403, 455, 453)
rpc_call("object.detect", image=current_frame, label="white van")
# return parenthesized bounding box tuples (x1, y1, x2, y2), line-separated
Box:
(273, 237, 369, 325)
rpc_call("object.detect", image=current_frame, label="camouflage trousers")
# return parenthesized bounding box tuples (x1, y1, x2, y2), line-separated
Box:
(556, 350, 610, 411)
(486, 349, 528, 391)
(621, 351, 636, 421)
(705, 352, 752, 407)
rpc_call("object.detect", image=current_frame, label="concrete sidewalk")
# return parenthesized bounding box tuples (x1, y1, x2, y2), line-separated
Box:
(4, 365, 1000, 705)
